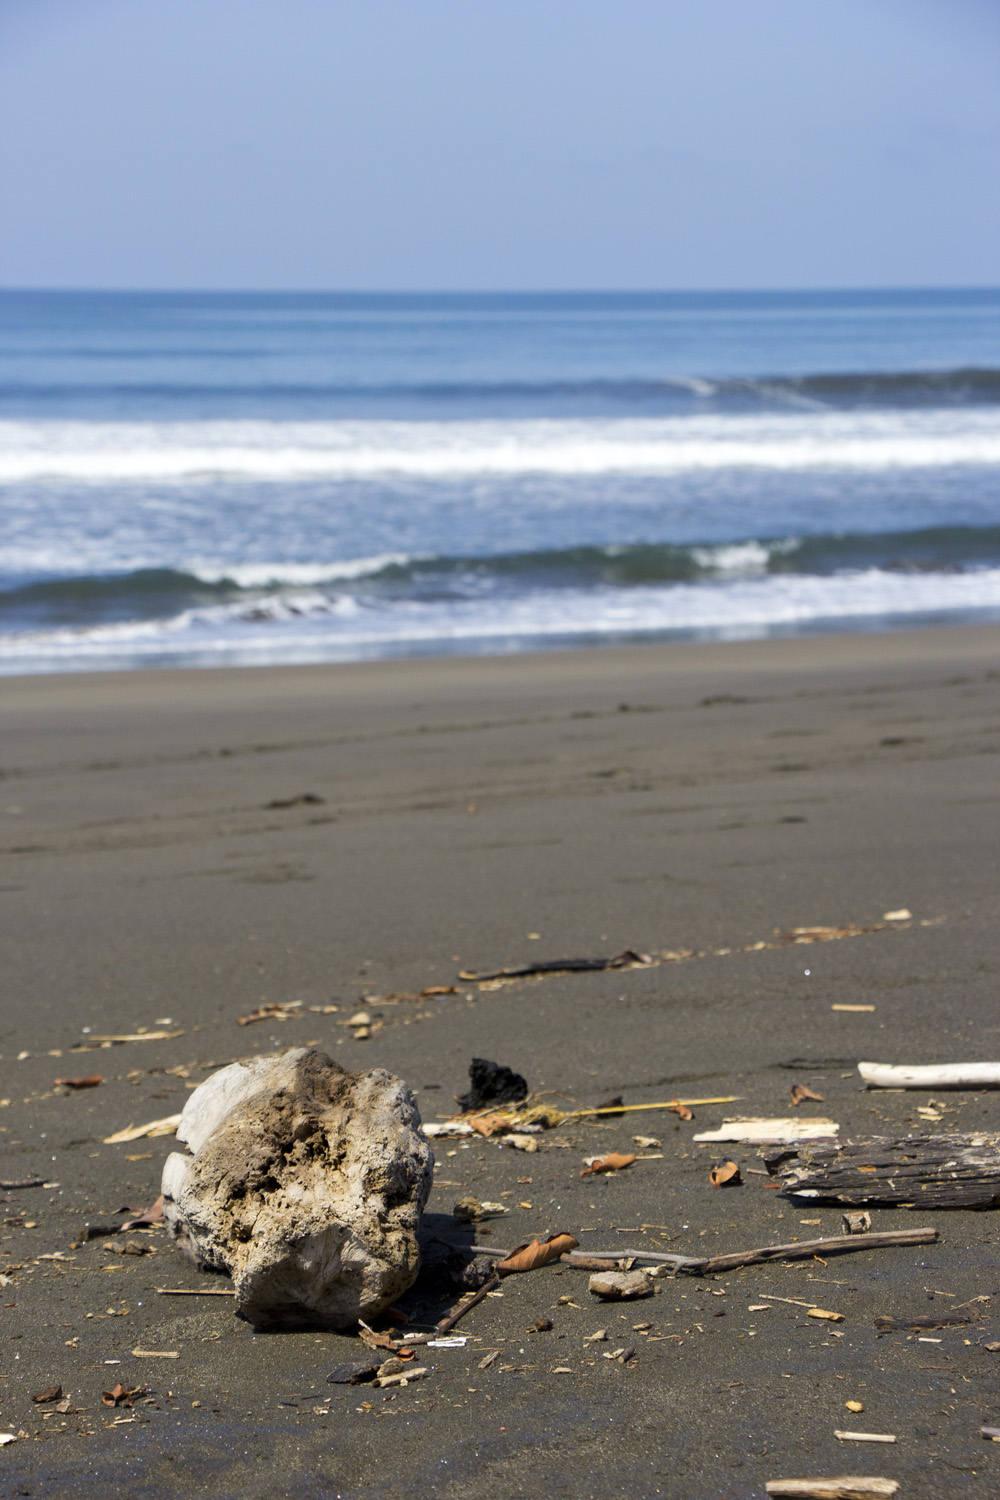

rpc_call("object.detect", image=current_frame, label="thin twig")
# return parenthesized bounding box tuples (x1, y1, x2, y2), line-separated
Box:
(680, 1226, 939, 1275)
(402, 1274, 502, 1346)
(156, 1287, 236, 1296)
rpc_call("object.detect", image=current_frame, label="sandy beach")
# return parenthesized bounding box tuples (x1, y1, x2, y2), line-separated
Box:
(3, 624, 1000, 1498)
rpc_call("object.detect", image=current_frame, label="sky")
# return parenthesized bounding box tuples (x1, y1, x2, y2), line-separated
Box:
(0, 0, 998, 291)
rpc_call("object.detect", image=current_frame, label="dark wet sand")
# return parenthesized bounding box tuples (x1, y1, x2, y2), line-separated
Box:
(3, 626, 1000, 1499)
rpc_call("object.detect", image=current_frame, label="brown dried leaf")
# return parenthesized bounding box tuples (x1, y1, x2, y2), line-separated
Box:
(668, 1101, 694, 1121)
(101, 1383, 145, 1408)
(356, 1320, 398, 1352)
(580, 1153, 637, 1177)
(120, 1194, 164, 1232)
(468, 1114, 507, 1138)
(32, 1385, 62, 1405)
(710, 1159, 742, 1188)
(497, 1232, 579, 1274)
(790, 1083, 825, 1107)
(54, 1075, 102, 1090)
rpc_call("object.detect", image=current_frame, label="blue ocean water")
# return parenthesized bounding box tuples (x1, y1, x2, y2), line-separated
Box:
(1, 288, 999, 674)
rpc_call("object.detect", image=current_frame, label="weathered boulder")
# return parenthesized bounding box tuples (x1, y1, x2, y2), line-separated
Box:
(160, 1048, 433, 1330)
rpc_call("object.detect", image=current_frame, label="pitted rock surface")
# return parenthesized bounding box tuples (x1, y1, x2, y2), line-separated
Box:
(161, 1048, 432, 1330)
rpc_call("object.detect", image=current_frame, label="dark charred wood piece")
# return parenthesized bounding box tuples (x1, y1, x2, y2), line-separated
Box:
(763, 1133, 1000, 1209)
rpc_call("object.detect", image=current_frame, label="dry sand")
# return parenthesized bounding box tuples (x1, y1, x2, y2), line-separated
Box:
(2, 626, 1000, 1498)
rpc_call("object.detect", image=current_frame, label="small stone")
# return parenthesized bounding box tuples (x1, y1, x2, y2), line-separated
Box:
(588, 1270, 655, 1301)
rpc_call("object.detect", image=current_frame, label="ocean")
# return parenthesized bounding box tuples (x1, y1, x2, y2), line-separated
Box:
(1, 287, 999, 674)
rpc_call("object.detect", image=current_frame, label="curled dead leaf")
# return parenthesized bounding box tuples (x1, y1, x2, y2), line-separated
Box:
(668, 1101, 694, 1121)
(120, 1194, 165, 1232)
(790, 1083, 825, 1107)
(580, 1153, 637, 1177)
(468, 1114, 507, 1138)
(497, 1232, 579, 1274)
(101, 1383, 146, 1408)
(710, 1159, 742, 1188)
(357, 1321, 399, 1352)
(54, 1075, 102, 1090)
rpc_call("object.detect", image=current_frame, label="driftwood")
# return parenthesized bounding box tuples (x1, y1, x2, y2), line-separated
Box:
(859, 1061, 1000, 1089)
(874, 1312, 972, 1332)
(560, 1231, 936, 1276)
(765, 1482, 899, 1499)
(678, 1226, 937, 1275)
(693, 1117, 838, 1144)
(765, 1133, 1000, 1208)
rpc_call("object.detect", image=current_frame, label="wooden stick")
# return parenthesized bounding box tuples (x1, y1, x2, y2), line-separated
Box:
(156, 1287, 236, 1296)
(401, 1274, 502, 1346)
(680, 1226, 938, 1275)
(558, 1097, 740, 1119)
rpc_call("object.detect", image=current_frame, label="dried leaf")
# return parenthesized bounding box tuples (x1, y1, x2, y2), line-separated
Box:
(120, 1194, 165, 1232)
(468, 1114, 507, 1138)
(808, 1307, 845, 1322)
(101, 1383, 145, 1408)
(710, 1159, 742, 1188)
(356, 1320, 398, 1352)
(497, 1232, 579, 1274)
(32, 1385, 62, 1404)
(580, 1153, 637, 1177)
(790, 1083, 825, 1107)
(668, 1101, 694, 1121)
(103, 1114, 182, 1144)
(54, 1075, 102, 1090)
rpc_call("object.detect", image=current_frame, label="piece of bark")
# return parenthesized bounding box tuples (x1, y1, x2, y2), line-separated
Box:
(874, 1312, 972, 1332)
(161, 1049, 432, 1331)
(765, 1482, 899, 1499)
(842, 1210, 871, 1234)
(676, 1226, 937, 1276)
(765, 1132, 1000, 1208)
(859, 1061, 1000, 1090)
(458, 950, 652, 982)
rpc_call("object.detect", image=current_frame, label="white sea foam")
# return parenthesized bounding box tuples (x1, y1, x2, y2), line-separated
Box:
(1, 409, 999, 484)
(4, 565, 1000, 672)
(185, 555, 414, 587)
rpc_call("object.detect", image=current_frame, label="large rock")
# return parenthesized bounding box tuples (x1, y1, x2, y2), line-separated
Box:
(160, 1048, 433, 1330)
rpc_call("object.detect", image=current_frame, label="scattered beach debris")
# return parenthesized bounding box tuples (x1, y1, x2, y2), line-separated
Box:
(104, 1113, 182, 1144)
(980, 1426, 1000, 1442)
(588, 1269, 655, 1301)
(131, 1348, 180, 1358)
(764, 1133, 1000, 1208)
(0, 1177, 45, 1190)
(265, 793, 324, 809)
(459, 949, 653, 982)
(710, 1159, 742, 1188)
(765, 1480, 899, 1498)
(694, 1117, 838, 1144)
(808, 1307, 845, 1323)
(237, 1001, 304, 1026)
(883, 909, 912, 922)
(580, 1153, 636, 1176)
(32, 1385, 62, 1404)
(790, 1083, 825, 1106)
(430, 1094, 740, 1141)
(161, 1049, 432, 1330)
(497, 1234, 579, 1274)
(456, 1057, 528, 1112)
(0, 1435, 18, 1447)
(831, 1005, 875, 1013)
(120, 1194, 165, 1232)
(452, 1196, 509, 1223)
(54, 1074, 102, 1090)
(842, 1210, 871, 1234)
(156, 1286, 236, 1296)
(859, 1060, 1000, 1089)
(833, 1433, 896, 1444)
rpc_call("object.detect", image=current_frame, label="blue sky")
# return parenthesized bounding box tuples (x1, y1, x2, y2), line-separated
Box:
(1, 0, 998, 290)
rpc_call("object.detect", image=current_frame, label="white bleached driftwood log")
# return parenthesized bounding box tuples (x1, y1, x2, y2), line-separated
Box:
(161, 1048, 432, 1331)
(858, 1061, 1000, 1089)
